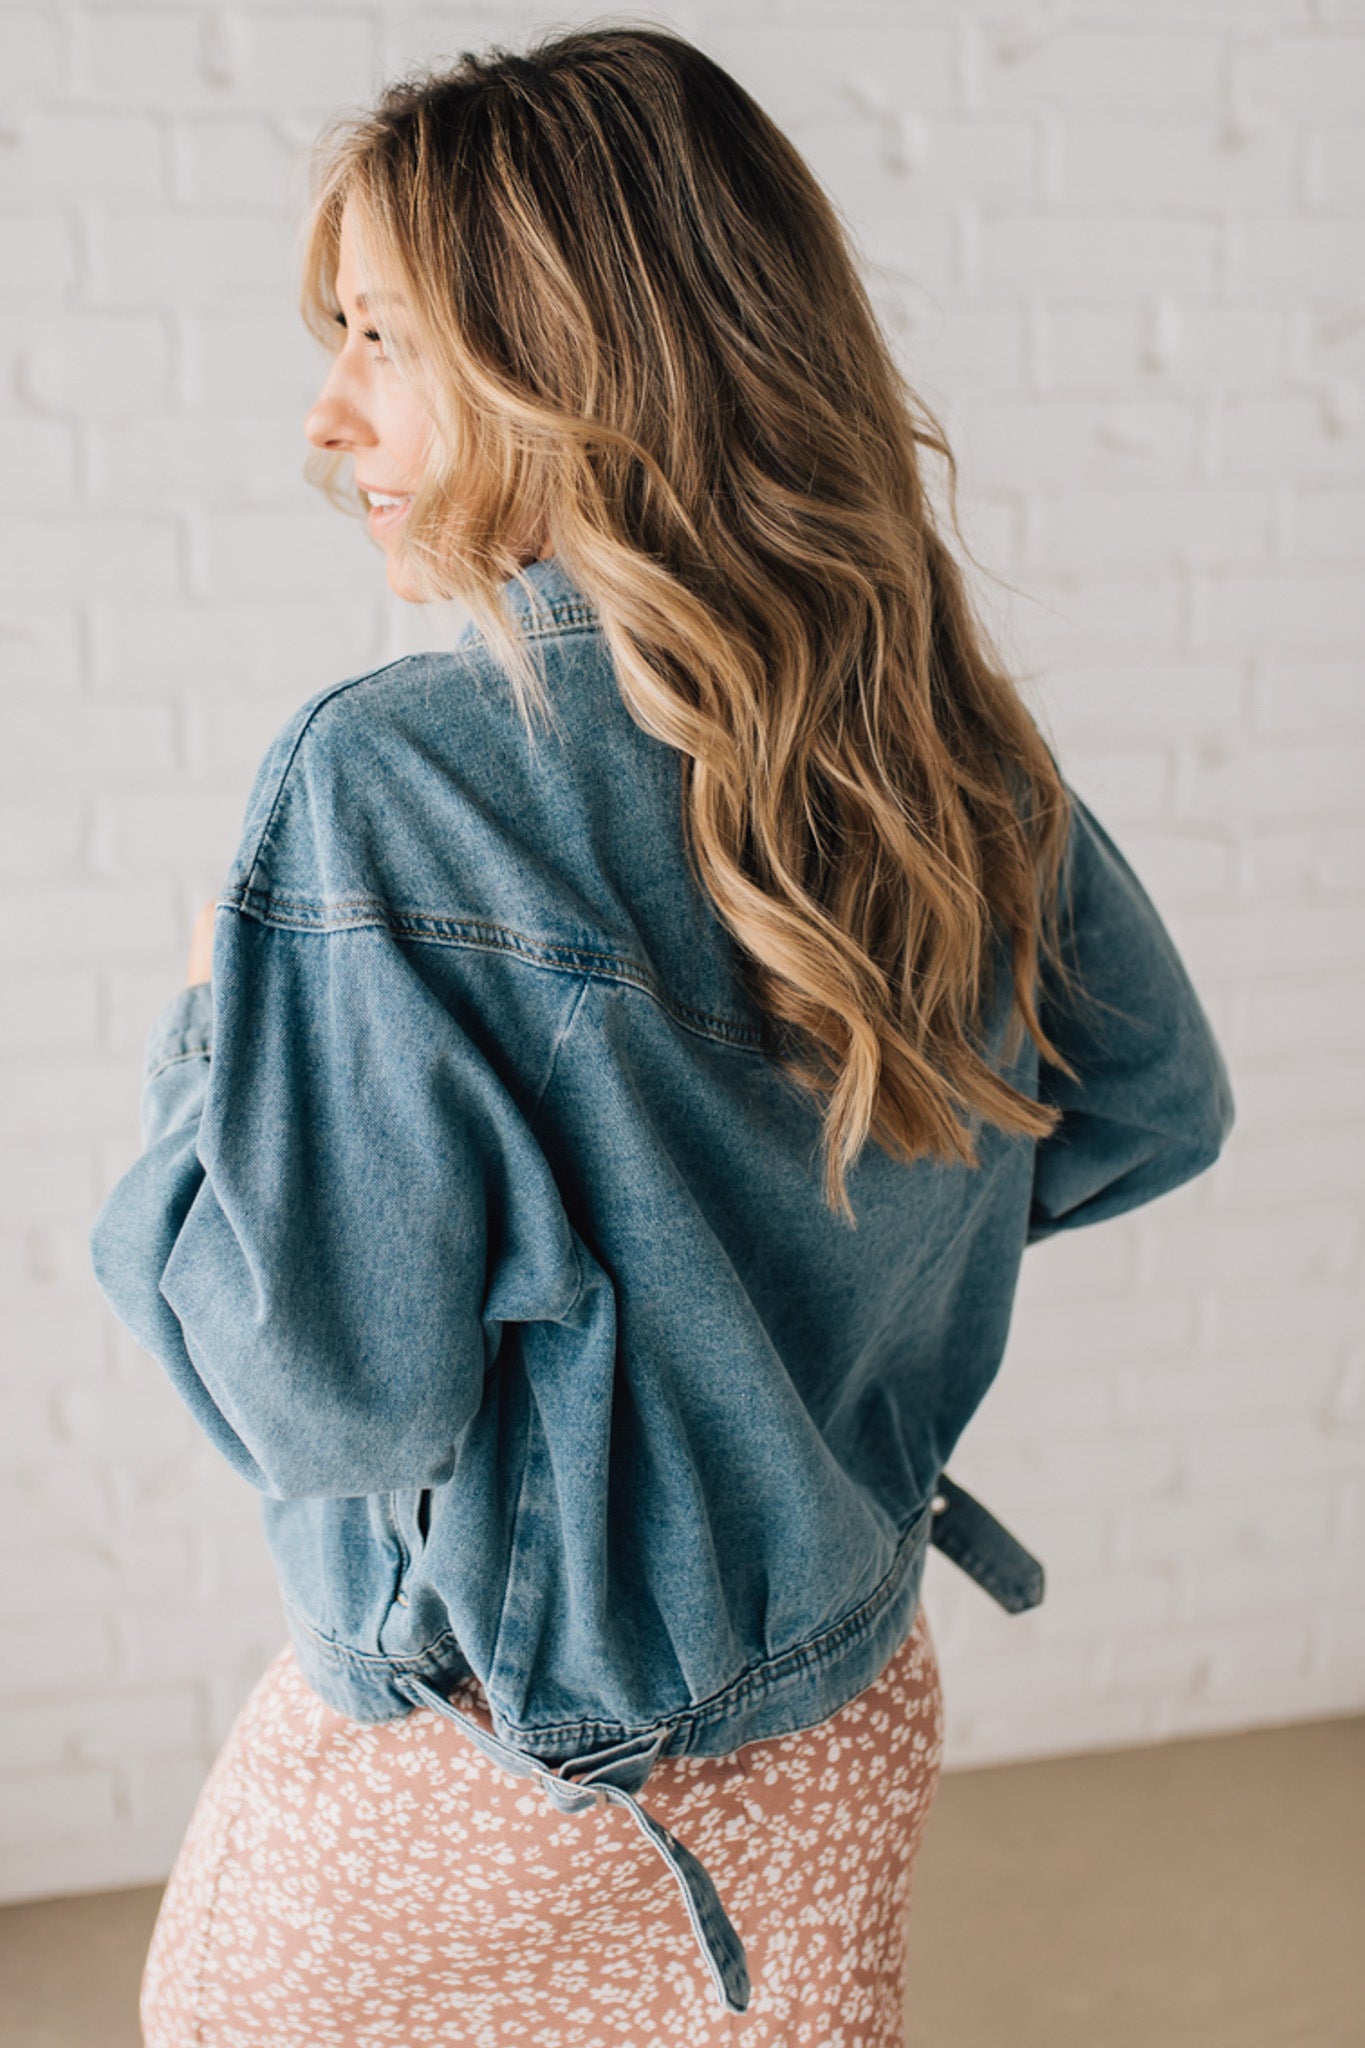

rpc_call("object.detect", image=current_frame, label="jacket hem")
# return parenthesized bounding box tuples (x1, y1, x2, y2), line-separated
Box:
(282, 1492, 938, 1755)
(280, 1473, 1045, 1748)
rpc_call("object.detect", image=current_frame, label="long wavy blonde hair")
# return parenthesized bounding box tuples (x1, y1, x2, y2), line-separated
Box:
(298, 21, 1084, 1222)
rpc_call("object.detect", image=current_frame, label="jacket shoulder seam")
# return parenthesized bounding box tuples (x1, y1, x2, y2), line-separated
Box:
(219, 892, 767, 1051)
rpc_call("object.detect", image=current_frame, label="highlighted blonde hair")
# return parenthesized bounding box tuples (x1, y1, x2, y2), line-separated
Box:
(299, 21, 1081, 1221)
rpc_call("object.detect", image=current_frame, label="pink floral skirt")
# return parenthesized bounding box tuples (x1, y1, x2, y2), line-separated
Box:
(141, 1601, 944, 2046)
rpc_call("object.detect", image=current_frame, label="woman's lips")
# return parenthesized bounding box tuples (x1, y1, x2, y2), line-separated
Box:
(366, 496, 412, 536)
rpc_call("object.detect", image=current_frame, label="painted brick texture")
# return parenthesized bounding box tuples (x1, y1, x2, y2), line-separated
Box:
(1, 0, 1361, 1901)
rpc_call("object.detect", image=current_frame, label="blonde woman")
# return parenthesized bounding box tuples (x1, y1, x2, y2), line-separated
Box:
(89, 24, 1235, 2047)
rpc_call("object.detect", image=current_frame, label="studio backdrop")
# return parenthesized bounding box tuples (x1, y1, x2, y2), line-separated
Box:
(0, 0, 1361, 1904)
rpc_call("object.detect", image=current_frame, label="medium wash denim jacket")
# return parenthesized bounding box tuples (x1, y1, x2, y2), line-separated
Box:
(88, 553, 1235, 2012)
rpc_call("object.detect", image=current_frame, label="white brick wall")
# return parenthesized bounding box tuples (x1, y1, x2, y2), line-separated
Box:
(1, 0, 1361, 1901)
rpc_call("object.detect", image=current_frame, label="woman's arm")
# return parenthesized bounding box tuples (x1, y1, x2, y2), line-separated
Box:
(91, 910, 583, 1501)
(89, 697, 583, 1505)
(1025, 787, 1236, 1245)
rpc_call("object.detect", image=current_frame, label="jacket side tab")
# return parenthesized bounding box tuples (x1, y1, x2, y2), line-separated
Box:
(929, 1473, 1046, 1613)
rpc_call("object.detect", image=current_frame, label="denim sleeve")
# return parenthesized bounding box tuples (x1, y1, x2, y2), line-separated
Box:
(88, 912, 582, 1500)
(1025, 786, 1236, 1245)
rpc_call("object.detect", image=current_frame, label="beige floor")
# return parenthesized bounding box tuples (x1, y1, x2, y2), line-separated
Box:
(2, 1712, 1361, 2047)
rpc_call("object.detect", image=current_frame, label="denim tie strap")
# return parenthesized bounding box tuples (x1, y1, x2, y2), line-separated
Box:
(398, 1672, 752, 2015)
(391, 1473, 1039, 2015)
(928, 1472, 1046, 1613)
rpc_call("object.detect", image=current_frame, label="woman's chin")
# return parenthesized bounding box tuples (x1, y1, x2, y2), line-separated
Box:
(384, 555, 424, 604)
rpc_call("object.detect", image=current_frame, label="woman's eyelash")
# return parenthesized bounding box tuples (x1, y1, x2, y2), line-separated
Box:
(331, 311, 389, 355)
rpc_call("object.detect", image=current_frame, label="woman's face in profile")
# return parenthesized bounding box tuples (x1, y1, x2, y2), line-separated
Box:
(304, 198, 435, 601)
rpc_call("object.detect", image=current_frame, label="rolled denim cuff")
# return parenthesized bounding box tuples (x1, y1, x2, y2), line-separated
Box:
(143, 977, 214, 1082)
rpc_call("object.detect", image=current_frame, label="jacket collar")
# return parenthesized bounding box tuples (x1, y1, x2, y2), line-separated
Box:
(496, 551, 599, 630)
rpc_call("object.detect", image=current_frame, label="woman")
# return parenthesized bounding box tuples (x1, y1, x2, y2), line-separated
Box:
(88, 24, 1235, 2046)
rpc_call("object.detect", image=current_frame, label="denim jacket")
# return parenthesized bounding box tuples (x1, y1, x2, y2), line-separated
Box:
(88, 553, 1235, 2012)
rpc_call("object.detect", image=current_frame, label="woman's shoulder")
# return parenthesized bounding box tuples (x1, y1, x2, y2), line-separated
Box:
(221, 652, 500, 921)
(220, 633, 648, 951)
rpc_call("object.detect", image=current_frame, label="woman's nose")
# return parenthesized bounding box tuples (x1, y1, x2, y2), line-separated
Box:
(305, 385, 370, 451)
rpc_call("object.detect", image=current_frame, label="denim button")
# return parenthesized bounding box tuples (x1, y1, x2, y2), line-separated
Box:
(931, 1493, 948, 1514)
